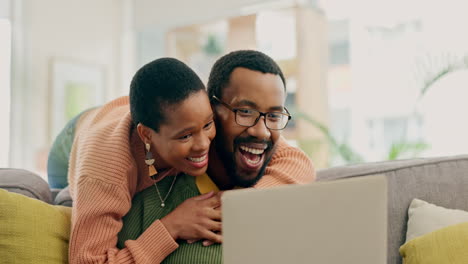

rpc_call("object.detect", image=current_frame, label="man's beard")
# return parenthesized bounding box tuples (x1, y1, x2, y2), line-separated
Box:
(215, 135, 274, 188)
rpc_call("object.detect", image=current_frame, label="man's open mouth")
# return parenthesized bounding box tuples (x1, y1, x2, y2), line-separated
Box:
(238, 145, 267, 170)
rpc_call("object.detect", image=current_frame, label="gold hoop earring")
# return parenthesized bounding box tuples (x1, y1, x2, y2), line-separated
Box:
(145, 143, 158, 177)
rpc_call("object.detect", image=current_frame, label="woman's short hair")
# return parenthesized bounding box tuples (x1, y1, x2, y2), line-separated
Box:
(130, 58, 205, 132)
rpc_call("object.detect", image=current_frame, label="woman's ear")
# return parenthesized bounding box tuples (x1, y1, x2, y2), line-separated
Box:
(136, 123, 152, 143)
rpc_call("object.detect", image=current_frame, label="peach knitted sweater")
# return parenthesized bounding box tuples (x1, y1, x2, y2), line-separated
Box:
(67, 96, 315, 264)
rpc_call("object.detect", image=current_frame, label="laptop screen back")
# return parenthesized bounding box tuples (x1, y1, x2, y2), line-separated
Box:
(222, 175, 387, 264)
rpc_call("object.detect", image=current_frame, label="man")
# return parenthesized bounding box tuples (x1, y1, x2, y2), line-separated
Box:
(117, 50, 315, 263)
(207, 50, 314, 189)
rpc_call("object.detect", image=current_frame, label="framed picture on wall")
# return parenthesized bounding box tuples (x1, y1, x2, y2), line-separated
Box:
(49, 59, 105, 139)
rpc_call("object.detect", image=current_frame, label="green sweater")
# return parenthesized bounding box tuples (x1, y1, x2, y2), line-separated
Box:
(117, 174, 222, 263)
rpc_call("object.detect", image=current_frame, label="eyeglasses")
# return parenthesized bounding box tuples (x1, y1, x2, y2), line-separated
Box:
(212, 96, 292, 130)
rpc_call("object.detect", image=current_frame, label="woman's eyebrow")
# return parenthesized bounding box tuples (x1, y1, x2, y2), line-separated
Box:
(173, 113, 214, 137)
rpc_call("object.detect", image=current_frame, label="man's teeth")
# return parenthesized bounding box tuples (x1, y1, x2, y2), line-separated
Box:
(240, 146, 265, 155)
(188, 155, 207, 162)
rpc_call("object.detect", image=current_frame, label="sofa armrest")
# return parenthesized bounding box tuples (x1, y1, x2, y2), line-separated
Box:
(0, 168, 52, 204)
(54, 186, 72, 207)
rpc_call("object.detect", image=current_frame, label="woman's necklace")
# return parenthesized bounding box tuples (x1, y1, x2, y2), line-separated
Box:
(153, 175, 177, 207)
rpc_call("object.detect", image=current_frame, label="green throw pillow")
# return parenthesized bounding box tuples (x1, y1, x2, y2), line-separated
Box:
(0, 188, 71, 263)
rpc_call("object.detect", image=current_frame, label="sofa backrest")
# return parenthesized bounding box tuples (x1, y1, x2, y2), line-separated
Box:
(316, 155, 468, 264)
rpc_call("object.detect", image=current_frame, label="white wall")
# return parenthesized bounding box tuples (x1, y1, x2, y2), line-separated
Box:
(0, 0, 11, 167)
(134, 0, 304, 67)
(134, 0, 303, 30)
(0, 0, 9, 18)
(418, 70, 468, 157)
(10, 0, 135, 177)
(133, 0, 317, 67)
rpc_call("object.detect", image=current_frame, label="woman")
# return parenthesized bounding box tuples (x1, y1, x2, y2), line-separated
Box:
(49, 58, 220, 263)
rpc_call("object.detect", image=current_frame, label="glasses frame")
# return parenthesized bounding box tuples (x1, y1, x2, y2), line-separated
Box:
(212, 96, 292, 130)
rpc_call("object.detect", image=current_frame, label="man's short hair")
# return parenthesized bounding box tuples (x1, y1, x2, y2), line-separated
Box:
(130, 57, 205, 132)
(207, 50, 286, 99)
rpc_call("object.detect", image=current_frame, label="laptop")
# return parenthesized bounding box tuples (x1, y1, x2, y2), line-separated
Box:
(222, 175, 387, 264)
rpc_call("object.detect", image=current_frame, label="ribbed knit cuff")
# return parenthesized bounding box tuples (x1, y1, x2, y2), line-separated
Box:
(126, 220, 179, 263)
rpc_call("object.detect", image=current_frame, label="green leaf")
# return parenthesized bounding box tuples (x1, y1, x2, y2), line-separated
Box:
(387, 141, 430, 160)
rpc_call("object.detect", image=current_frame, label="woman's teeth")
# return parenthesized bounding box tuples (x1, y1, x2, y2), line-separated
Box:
(188, 155, 207, 162)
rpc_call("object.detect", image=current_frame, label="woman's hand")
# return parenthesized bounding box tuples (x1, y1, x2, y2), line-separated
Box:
(161, 191, 223, 244)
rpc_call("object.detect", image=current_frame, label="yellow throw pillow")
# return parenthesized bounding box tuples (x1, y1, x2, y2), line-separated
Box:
(399, 222, 468, 264)
(0, 188, 71, 264)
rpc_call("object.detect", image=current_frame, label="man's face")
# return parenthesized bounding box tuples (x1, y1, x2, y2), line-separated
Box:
(213, 67, 286, 187)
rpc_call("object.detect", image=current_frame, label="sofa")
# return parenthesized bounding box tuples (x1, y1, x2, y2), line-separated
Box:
(1, 154, 468, 263)
(0, 168, 72, 207)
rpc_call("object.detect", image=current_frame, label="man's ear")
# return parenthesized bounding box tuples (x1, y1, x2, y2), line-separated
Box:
(210, 101, 220, 120)
(210, 103, 216, 115)
(136, 123, 153, 143)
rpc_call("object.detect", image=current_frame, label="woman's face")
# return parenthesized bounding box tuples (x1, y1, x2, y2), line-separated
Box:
(151, 90, 216, 176)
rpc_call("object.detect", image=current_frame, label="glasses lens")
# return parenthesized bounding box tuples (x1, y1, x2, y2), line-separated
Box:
(235, 110, 290, 130)
(266, 113, 289, 130)
(235, 109, 259, 126)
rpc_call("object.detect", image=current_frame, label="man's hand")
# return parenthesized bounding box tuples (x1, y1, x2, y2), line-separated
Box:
(161, 191, 223, 244)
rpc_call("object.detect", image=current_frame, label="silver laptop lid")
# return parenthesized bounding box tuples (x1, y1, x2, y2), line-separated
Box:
(222, 175, 387, 264)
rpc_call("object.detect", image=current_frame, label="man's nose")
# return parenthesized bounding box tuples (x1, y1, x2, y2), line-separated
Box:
(246, 116, 271, 140)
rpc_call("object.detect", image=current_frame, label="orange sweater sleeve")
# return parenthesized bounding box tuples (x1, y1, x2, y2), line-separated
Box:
(254, 137, 316, 188)
(67, 97, 179, 264)
(69, 177, 178, 264)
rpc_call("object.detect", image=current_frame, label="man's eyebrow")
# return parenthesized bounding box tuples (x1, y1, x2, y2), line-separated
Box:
(235, 99, 258, 108)
(269, 106, 285, 111)
(235, 100, 285, 112)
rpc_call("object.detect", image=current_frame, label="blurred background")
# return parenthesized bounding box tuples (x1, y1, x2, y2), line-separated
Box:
(1, 0, 468, 180)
